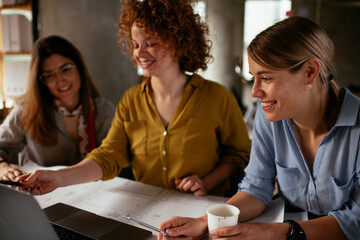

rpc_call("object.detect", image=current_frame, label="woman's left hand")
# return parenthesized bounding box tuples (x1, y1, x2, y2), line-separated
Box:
(175, 174, 208, 196)
(210, 222, 288, 240)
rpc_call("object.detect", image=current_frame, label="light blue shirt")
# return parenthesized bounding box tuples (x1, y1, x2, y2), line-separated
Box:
(239, 88, 360, 239)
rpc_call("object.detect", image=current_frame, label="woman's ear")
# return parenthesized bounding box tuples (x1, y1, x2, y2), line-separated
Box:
(304, 58, 320, 85)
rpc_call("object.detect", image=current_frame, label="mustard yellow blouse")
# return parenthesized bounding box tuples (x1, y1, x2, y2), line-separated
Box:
(88, 74, 251, 195)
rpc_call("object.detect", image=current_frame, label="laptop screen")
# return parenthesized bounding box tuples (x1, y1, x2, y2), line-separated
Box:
(0, 185, 59, 240)
(0, 185, 152, 240)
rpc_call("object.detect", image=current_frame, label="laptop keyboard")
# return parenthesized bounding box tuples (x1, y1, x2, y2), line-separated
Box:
(52, 224, 93, 240)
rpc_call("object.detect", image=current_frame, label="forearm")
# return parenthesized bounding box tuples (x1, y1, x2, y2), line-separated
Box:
(226, 191, 267, 222)
(202, 163, 236, 192)
(299, 215, 346, 240)
(56, 158, 103, 187)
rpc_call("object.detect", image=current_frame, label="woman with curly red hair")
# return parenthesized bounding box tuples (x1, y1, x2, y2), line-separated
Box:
(18, 0, 251, 197)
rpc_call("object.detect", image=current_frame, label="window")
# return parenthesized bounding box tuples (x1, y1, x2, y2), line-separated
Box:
(242, 0, 291, 82)
(0, 1, 33, 115)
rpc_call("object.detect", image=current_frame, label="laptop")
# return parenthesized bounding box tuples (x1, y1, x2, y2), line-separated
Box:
(0, 185, 152, 240)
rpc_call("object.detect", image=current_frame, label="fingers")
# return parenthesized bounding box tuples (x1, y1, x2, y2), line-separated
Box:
(15, 172, 31, 183)
(1, 168, 24, 181)
(18, 171, 38, 185)
(193, 189, 207, 196)
(159, 217, 194, 237)
(157, 232, 193, 240)
(176, 175, 198, 190)
(159, 216, 188, 231)
(176, 175, 205, 194)
(160, 217, 208, 239)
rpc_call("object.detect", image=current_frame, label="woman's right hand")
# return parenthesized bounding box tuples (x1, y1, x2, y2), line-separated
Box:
(0, 161, 24, 181)
(158, 216, 208, 240)
(17, 169, 62, 195)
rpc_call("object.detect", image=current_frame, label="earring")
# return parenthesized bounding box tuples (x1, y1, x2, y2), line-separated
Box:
(308, 84, 313, 91)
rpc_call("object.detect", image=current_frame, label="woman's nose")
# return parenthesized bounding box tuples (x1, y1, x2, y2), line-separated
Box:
(136, 44, 147, 57)
(251, 79, 264, 99)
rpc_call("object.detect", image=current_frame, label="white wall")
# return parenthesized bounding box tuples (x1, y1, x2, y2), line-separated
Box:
(38, 0, 139, 105)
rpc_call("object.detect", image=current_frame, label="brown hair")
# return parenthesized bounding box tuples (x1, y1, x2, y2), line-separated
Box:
(248, 16, 340, 129)
(118, 0, 212, 73)
(19, 35, 100, 146)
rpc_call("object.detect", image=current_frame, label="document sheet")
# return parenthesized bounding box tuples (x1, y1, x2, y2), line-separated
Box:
(20, 162, 289, 239)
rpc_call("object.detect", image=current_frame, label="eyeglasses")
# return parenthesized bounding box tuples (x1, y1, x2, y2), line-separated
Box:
(39, 63, 77, 85)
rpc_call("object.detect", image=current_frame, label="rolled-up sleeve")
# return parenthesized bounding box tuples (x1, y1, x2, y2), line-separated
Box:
(87, 99, 130, 180)
(218, 89, 251, 171)
(239, 104, 276, 206)
(0, 106, 26, 163)
(329, 154, 360, 240)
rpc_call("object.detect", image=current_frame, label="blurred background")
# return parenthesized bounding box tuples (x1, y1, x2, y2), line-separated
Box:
(0, 0, 359, 124)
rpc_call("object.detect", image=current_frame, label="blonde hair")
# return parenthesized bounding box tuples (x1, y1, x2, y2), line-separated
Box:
(248, 16, 340, 129)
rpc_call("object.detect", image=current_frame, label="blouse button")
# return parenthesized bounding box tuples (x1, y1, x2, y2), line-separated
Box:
(162, 150, 166, 155)
(162, 167, 167, 171)
(163, 131, 167, 136)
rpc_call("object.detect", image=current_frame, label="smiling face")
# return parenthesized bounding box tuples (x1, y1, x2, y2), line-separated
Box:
(131, 24, 179, 78)
(249, 56, 309, 122)
(41, 53, 81, 109)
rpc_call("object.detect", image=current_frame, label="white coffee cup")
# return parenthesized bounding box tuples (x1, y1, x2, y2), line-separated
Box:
(206, 204, 240, 232)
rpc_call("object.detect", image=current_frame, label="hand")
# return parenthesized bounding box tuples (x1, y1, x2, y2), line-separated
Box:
(175, 174, 208, 196)
(158, 216, 208, 240)
(16, 169, 62, 195)
(209, 222, 288, 240)
(0, 161, 24, 181)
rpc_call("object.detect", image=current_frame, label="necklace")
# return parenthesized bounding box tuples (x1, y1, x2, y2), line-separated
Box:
(54, 100, 82, 117)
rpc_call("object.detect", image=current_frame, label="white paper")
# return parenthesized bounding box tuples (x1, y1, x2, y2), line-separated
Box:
(19, 162, 300, 239)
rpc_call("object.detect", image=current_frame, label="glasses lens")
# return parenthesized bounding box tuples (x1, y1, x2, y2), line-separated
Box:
(40, 74, 54, 84)
(40, 63, 75, 84)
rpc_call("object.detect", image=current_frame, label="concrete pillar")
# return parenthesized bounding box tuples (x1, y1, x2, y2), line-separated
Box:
(203, 0, 245, 93)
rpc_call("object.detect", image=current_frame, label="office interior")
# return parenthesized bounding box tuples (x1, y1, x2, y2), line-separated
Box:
(0, 0, 359, 126)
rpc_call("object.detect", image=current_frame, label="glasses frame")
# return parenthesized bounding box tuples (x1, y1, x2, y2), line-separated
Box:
(39, 63, 77, 85)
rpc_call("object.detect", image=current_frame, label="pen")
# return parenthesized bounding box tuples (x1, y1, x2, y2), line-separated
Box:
(123, 214, 169, 237)
(0, 180, 22, 186)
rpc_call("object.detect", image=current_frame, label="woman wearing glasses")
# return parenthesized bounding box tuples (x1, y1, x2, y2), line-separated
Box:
(0, 35, 115, 181)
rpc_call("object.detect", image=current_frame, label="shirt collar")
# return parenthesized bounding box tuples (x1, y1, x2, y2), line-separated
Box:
(139, 73, 205, 93)
(140, 78, 149, 93)
(285, 88, 360, 128)
(335, 88, 360, 127)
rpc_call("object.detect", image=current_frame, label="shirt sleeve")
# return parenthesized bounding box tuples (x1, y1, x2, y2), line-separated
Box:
(0, 105, 26, 164)
(329, 149, 360, 240)
(87, 96, 130, 180)
(239, 103, 276, 206)
(94, 98, 115, 146)
(218, 89, 251, 172)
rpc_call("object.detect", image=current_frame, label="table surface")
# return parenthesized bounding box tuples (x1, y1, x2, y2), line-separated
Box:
(20, 162, 306, 239)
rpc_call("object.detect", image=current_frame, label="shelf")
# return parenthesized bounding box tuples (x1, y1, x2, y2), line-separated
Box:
(0, 2, 32, 21)
(0, 2, 31, 11)
(3, 51, 31, 55)
(3, 53, 31, 61)
(0, 1, 33, 119)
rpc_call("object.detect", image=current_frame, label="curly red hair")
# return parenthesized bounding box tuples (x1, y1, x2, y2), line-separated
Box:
(118, 0, 212, 73)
